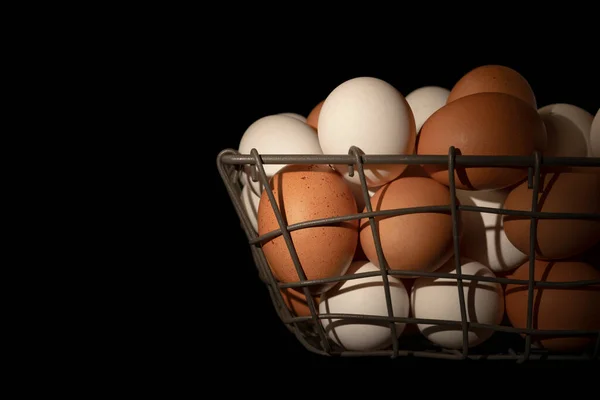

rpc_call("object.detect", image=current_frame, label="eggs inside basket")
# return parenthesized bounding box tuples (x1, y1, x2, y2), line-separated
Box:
(234, 65, 600, 357)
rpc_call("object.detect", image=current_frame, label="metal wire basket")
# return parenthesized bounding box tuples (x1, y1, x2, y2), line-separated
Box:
(216, 146, 600, 362)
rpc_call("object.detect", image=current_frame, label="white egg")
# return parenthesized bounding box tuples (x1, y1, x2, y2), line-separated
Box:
(591, 109, 600, 157)
(278, 112, 307, 123)
(319, 260, 410, 351)
(317, 77, 416, 188)
(456, 188, 527, 273)
(411, 257, 504, 350)
(240, 183, 261, 233)
(405, 86, 450, 134)
(538, 103, 594, 157)
(238, 114, 323, 196)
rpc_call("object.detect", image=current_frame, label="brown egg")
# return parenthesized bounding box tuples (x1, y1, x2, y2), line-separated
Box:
(353, 235, 368, 261)
(280, 287, 320, 318)
(399, 163, 430, 179)
(359, 176, 458, 277)
(447, 64, 537, 108)
(417, 92, 547, 190)
(505, 259, 600, 352)
(306, 100, 324, 131)
(257, 164, 358, 294)
(503, 171, 600, 260)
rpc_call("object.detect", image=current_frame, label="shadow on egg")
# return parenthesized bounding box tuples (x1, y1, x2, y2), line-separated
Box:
(457, 189, 525, 272)
(415, 267, 504, 349)
(543, 114, 589, 158)
(504, 260, 600, 352)
(419, 147, 478, 190)
(502, 172, 564, 258)
(320, 278, 406, 352)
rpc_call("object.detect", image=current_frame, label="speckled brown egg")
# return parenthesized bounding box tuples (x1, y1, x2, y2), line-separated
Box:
(359, 176, 459, 276)
(505, 259, 600, 352)
(306, 100, 324, 131)
(280, 288, 320, 318)
(258, 164, 358, 294)
(447, 64, 537, 108)
(503, 171, 600, 260)
(417, 92, 547, 190)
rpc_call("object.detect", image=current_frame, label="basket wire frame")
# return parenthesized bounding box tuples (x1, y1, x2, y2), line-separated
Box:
(216, 147, 600, 362)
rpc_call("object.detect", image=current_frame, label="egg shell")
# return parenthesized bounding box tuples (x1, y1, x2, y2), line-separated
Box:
(538, 103, 594, 157)
(405, 85, 450, 134)
(504, 259, 600, 352)
(257, 164, 359, 294)
(591, 109, 600, 157)
(319, 260, 410, 351)
(278, 112, 307, 123)
(502, 171, 600, 260)
(359, 176, 458, 276)
(410, 257, 505, 350)
(455, 188, 527, 273)
(353, 235, 368, 261)
(399, 163, 430, 179)
(318, 76, 416, 188)
(280, 287, 320, 318)
(346, 179, 379, 216)
(240, 183, 261, 233)
(238, 114, 323, 196)
(306, 100, 324, 131)
(417, 92, 547, 190)
(398, 277, 420, 337)
(447, 64, 537, 108)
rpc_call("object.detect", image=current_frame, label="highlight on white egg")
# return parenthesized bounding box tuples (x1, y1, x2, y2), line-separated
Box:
(410, 257, 505, 350)
(319, 260, 410, 351)
(455, 188, 527, 273)
(405, 86, 450, 134)
(317, 76, 416, 188)
(238, 114, 323, 196)
(278, 112, 307, 123)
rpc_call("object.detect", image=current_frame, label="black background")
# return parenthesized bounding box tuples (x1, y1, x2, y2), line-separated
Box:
(209, 43, 599, 371)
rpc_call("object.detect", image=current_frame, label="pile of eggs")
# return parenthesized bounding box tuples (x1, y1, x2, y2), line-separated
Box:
(236, 65, 600, 354)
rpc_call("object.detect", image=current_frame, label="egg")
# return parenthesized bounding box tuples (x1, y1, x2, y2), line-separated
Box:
(278, 112, 308, 123)
(306, 100, 324, 131)
(447, 64, 537, 108)
(318, 77, 416, 188)
(240, 183, 261, 233)
(591, 109, 600, 157)
(238, 114, 323, 196)
(257, 164, 358, 294)
(455, 188, 527, 273)
(417, 92, 547, 190)
(503, 171, 600, 260)
(405, 86, 450, 134)
(538, 103, 594, 157)
(319, 260, 410, 351)
(359, 176, 458, 276)
(346, 179, 379, 215)
(399, 163, 430, 178)
(411, 257, 505, 349)
(353, 236, 368, 261)
(505, 259, 600, 352)
(280, 288, 320, 318)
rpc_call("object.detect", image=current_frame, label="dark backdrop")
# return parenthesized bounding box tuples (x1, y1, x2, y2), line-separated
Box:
(210, 47, 599, 371)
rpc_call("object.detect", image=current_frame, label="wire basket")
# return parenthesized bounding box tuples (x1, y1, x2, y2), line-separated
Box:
(216, 146, 600, 362)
